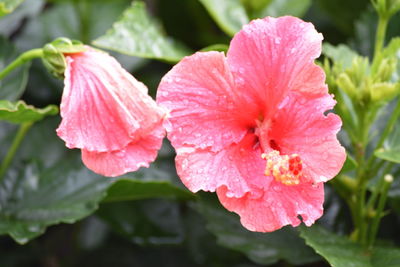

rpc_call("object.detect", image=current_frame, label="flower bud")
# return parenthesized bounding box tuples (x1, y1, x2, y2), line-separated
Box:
(374, 57, 397, 82)
(348, 56, 369, 85)
(41, 38, 86, 79)
(370, 82, 400, 102)
(372, 0, 400, 17)
(337, 73, 357, 99)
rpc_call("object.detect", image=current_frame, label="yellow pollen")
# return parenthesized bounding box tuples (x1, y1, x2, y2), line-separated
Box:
(261, 150, 303, 186)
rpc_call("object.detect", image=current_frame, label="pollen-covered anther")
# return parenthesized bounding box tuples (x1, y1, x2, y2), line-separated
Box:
(261, 150, 303, 186)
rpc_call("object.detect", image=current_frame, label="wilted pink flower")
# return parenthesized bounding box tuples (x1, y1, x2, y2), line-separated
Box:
(57, 47, 165, 177)
(157, 16, 346, 232)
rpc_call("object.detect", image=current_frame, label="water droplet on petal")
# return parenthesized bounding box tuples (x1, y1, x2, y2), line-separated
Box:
(298, 97, 306, 104)
(235, 77, 245, 86)
(115, 150, 125, 158)
(273, 185, 282, 192)
(319, 175, 328, 182)
(249, 189, 263, 199)
(278, 95, 290, 109)
(226, 191, 235, 197)
(223, 133, 230, 139)
(182, 159, 189, 169)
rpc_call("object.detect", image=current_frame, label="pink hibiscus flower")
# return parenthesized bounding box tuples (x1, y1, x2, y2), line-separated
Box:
(157, 16, 346, 232)
(56, 47, 165, 177)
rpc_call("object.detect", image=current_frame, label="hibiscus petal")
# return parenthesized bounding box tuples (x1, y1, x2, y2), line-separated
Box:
(81, 123, 165, 177)
(217, 180, 324, 232)
(157, 51, 257, 152)
(290, 63, 328, 96)
(269, 93, 346, 183)
(227, 16, 325, 118)
(175, 134, 267, 198)
(57, 49, 164, 152)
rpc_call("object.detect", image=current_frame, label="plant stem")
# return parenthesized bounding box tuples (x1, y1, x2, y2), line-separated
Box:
(368, 174, 393, 248)
(0, 49, 43, 80)
(354, 150, 368, 243)
(376, 97, 400, 150)
(353, 108, 375, 246)
(367, 159, 386, 184)
(366, 162, 393, 212)
(374, 15, 388, 60)
(349, 2, 395, 248)
(330, 176, 359, 236)
(0, 122, 33, 183)
(362, 97, 400, 203)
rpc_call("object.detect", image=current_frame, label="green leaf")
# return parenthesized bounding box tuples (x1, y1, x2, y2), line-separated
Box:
(97, 200, 184, 245)
(0, 36, 30, 101)
(341, 153, 358, 173)
(240, 0, 271, 12)
(0, 158, 112, 244)
(198, 0, 249, 36)
(12, 117, 66, 167)
(14, 0, 142, 72)
(375, 120, 400, 163)
(389, 178, 400, 199)
(0, 117, 189, 244)
(300, 225, 400, 267)
(382, 37, 400, 80)
(350, 8, 376, 57)
(372, 246, 400, 267)
(103, 155, 195, 202)
(196, 195, 319, 265)
(314, 0, 369, 35)
(0, 0, 44, 37)
(375, 149, 400, 163)
(0, 0, 24, 17)
(323, 43, 360, 70)
(300, 226, 370, 267)
(93, 1, 190, 62)
(258, 0, 311, 18)
(15, 0, 128, 47)
(199, 44, 229, 53)
(382, 37, 400, 58)
(0, 100, 58, 124)
(103, 179, 194, 202)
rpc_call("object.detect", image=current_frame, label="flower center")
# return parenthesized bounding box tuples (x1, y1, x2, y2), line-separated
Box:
(261, 150, 303, 185)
